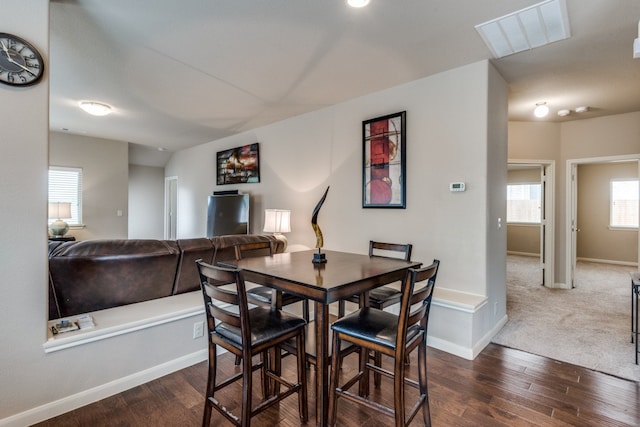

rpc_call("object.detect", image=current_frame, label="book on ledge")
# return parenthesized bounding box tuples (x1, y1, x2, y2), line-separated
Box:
(51, 319, 79, 335)
(50, 315, 95, 335)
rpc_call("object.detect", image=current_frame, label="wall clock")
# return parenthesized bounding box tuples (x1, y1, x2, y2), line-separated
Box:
(0, 32, 44, 86)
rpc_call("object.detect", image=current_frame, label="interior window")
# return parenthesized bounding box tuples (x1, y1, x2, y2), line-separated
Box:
(610, 179, 639, 228)
(48, 166, 83, 226)
(507, 183, 541, 224)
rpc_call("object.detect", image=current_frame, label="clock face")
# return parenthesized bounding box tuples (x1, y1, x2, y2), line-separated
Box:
(0, 33, 44, 86)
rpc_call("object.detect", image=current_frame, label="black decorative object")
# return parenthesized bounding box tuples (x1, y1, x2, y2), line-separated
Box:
(311, 186, 330, 264)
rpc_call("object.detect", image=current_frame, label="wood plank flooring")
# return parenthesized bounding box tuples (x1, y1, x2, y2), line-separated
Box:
(34, 343, 640, 426)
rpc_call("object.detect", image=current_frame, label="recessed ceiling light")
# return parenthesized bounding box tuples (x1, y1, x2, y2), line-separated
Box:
(534, 102, 549, 118)
(79, 101, 112, 116)
(347, 0, 370, 8)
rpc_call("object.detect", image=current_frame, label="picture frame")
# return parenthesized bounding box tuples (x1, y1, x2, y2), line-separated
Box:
(216, 143, 260, 185)
(362, 111, 406, 208)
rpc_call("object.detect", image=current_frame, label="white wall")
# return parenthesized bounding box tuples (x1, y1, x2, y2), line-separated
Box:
(0, 3, 205, 425)
(167, 60, 508, 353)
(0, 2, 506, 422)
(128, 164, 165, 239)
(50, 132, 129, 240)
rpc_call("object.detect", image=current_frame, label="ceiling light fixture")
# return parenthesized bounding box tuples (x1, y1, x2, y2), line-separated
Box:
(347, 0, 370, 8)
(557, 109, 570, 117)
(575, 106, 589, 113)
(534, 102, 549, 118)
(79, 101, 112, 116)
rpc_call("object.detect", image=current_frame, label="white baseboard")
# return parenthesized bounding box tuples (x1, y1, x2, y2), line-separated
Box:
(576, 257, 638, 267)
(0, 350, 207, 427)
(507, 251, 540, 257)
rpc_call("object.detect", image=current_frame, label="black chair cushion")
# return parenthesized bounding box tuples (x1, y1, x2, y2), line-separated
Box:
(331, 307, 422, 350)
(247, 285, 303, 306)
(215, 306, 306, 348)
(368, 285, 402, 306)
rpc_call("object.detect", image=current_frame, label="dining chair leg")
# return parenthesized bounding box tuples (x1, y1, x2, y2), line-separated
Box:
(418, 340, 431, 426)
(302, 299, 310, 322)
(296, 333, 309, 422)
(241, 354, 253, 427)
(202, 345, 217, 427)
(328, 331, 342, 427)
(373, 351, 382, 387)
(338, 300, 346, 318)
(393, 354, 406, 427)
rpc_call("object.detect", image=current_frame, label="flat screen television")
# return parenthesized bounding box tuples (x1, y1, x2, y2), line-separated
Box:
(206, 194, 250, 237)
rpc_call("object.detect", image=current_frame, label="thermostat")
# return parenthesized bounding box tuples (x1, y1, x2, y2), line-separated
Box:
(449, 182, 466, 192)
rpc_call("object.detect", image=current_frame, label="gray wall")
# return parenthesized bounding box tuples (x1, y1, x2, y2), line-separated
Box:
(49, 132, 129, 240)
(509, 111, 640, 284)
(577, 162, 638, 263)
(128, 164, 165, 239)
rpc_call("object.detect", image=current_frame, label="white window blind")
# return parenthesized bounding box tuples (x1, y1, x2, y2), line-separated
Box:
(507, 183, 541, 223)
(48, 166, 83, 226)
(610, 179, 639, 228)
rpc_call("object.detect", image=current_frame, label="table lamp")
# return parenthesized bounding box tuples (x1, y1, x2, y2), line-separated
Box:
(263, 209, 291, 235)
(48, 202, 72, 237)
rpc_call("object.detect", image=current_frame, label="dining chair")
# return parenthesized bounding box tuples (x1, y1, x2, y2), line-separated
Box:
(235, 241, 310, 322)
(328, 259, 440, 427)
(338, 241, 413, 318)
(338, 241, 413, 385)
(196, 259, 308, 427)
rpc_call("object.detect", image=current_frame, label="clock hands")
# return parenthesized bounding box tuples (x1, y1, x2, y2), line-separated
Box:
(0, 39, 37, 77)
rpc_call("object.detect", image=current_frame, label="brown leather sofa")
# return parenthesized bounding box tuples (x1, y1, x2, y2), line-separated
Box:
(48, 234, 285, 320)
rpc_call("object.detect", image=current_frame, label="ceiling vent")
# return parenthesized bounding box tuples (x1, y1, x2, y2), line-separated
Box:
(475, 0, 571, 59)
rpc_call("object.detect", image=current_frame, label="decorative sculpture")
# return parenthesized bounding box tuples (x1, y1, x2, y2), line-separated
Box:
(311, 186, 330, 263)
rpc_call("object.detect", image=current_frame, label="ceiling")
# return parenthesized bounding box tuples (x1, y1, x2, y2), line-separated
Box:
(49, 0, 640, 166)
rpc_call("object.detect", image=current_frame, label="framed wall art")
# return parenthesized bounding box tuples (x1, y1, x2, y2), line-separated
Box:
(362, 111, 406, 208)
(216, 143, 260, 185)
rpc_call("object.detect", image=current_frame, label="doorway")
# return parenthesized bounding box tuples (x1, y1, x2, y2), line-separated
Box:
(565, 155, 640, 288)
(508, 160, 555, 287)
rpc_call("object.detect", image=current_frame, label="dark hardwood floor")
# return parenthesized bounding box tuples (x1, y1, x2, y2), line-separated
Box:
(34, 343, 640, 426)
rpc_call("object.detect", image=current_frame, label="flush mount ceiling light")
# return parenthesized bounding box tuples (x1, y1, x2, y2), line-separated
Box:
(634, 19, 640, 59)
(79, 101, 112, 116)
(575, 106, 589, 113)
(475, 0, 571, 58)
(534, 102, 549, 118)
(557, 109, 570, 117)
(347, 0, 370, 8)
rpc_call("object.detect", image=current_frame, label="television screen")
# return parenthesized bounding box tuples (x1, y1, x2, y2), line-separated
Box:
(206, 194, 250, 237)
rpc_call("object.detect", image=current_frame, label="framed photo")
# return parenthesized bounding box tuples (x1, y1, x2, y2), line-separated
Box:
(216, 143, 260, 185)
(362, 111, 406, 208)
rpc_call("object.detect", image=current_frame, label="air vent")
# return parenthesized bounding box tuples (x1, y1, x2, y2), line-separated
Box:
(475, 0, 571, 58)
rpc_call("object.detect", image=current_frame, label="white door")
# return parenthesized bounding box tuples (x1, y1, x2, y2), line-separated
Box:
(569, 163, 578, 288)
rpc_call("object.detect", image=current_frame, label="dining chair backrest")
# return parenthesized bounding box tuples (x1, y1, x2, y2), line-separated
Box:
(369, 240, 412, 262)
(196, 260, 250, 345)
(397, 259, 440, 350)
(234, 240, 273, 260)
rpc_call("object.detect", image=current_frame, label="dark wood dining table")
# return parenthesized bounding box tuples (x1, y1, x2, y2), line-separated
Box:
(222, 249, 421, 427)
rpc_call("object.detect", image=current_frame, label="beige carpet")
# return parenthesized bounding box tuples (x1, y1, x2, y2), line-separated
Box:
(492, 255, 640, 382)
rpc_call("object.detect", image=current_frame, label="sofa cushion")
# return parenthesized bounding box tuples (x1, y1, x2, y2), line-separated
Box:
(173, 238, 215, 295)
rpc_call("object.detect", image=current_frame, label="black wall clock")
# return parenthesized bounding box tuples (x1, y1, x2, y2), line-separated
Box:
(0, 32, 44, 87)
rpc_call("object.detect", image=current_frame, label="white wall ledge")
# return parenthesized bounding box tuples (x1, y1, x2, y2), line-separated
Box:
(43, 292, 204, 353)
(432, 287, 487, 313)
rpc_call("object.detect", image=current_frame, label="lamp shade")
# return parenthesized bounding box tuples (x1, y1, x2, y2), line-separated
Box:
(263, 209, 291, 234)
(48, 202, 72, 219)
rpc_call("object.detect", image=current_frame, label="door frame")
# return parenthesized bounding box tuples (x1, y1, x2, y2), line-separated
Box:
(508, 159, 555, 288)
(164, 176, 178, 240)
(565, 154, 640, 288)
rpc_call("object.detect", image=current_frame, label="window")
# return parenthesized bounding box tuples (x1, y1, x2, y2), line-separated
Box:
(610, 179, 639, 228)
(507, 183, 541, 223)
(48, 166, 83, 226)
